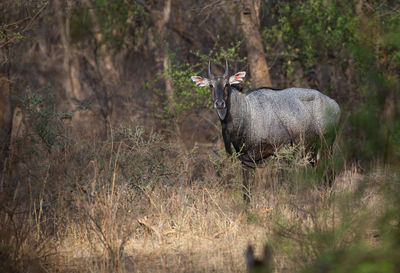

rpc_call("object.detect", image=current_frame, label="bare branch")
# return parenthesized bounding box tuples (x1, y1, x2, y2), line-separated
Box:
(0, 2, 48, 49)
(166, 22, 202, 50)
(135, 0, 152, 13)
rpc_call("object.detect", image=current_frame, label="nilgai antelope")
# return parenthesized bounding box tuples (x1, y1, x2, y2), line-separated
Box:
(191, 61, 340, 201)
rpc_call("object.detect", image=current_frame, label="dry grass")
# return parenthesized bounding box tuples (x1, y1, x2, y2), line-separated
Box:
(0, 126, 391, 273)
(52, 168, 273, 272)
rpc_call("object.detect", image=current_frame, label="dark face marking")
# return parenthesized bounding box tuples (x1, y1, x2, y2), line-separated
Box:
(209, 76, 229, 120)
(206, 60, 231, 120)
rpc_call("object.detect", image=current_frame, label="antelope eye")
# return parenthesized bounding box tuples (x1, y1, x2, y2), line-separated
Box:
(209, 84, 214, 88)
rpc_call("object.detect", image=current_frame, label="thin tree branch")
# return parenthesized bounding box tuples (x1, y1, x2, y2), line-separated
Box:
(0, 2, 48, 49)
(166, 22, 202, 50)
(135, 0, 152, 13)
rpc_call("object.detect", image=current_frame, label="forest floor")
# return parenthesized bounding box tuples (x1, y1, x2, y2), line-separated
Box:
(53, 166, 379, 273)
(1, 129, 390, 273)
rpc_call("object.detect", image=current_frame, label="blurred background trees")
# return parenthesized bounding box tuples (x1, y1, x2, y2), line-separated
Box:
(1, 0, 398, 161)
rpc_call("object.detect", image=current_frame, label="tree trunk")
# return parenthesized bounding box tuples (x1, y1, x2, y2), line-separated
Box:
(0, 76, 12, 164)
(156, 0, 174, 113)
(136, 0, 175, 114)
(239, 0, 271, 87)
(0, 38, 12, 172)
(54, 0, 82, 103)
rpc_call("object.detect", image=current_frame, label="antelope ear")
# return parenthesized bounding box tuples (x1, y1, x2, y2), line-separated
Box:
(191, 76, 210, 87)
(229, 71, 246, 85)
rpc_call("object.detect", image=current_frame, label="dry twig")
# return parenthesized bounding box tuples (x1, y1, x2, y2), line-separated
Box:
(0, 2, 48, 49)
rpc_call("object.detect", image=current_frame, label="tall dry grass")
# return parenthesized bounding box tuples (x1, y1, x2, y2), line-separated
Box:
(0, 122, 393, 273)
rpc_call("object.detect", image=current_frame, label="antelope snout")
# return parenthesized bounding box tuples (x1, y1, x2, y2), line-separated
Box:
(214, 100, 226, 109)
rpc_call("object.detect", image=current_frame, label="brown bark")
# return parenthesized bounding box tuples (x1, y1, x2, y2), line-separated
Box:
(155, 0, 174, 113)
(239, 0, 271, 87)
(83, 0, 117, 124)
(0, 77, 12, 160)
(138, 0, 175, 111)
(0, 25, 12, 167)
(54, 0, 82, 102)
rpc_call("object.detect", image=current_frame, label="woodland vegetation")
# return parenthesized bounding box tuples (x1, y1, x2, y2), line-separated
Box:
(0, 0, 399, 272)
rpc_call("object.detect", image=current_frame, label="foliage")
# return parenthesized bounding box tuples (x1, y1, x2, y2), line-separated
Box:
(0, 0, 47, 48)
(17, 86, 73, 151)
(156, 51, 210, 116)
(259, 170, 400, 273)
(113, 125, 174, 189)
(150, 40, 247, 119)
(69, 0, 149, 51)
(344, 3, 400, 165)
(0, 24, 23, 45)
(261, 0, 356, 76)
(261, 0, 400, 165)
(300, 177, 400, 273)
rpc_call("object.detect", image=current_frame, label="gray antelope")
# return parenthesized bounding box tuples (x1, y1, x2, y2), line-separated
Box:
(191, 61, 340, 201)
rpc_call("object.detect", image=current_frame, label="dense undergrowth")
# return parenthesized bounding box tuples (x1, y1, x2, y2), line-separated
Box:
(1, 88, 399, 272)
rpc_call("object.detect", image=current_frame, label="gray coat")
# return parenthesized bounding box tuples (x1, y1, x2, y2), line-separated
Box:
(224, 87, 341, 167)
